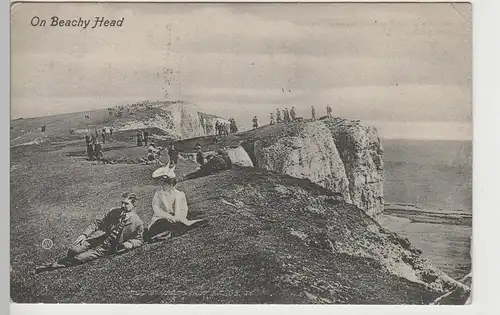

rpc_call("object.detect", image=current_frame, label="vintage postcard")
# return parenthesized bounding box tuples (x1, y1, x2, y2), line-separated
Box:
(10, 2, 472, 304)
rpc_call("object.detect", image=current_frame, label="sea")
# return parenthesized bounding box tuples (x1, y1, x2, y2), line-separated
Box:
(380, 139, 472, 280)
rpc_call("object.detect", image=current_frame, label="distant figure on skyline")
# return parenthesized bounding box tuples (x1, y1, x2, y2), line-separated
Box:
(290, 107, 296, 121)
(229, 118, 238, 133)
(276, 109, 282, 123)
(252, 116, 258, 130)
(270, 112, 274, 125)
(326, 104, 332, 118)
(284, 108, 291, 124)
(311, 106, 316, 120)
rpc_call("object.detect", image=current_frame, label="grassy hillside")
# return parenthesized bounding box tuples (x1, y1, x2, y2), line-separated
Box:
(10, 137, 445, 304)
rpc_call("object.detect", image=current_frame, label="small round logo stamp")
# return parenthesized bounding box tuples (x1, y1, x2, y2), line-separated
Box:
(41, 238, 53, 250)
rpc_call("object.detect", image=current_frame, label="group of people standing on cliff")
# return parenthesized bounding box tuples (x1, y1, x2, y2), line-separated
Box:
(267, 104, 333, 126)
(215, 119, 238, 136)
(35, 162, 207, 274)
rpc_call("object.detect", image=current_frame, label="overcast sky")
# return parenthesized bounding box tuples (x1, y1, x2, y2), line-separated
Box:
(11, 3, 472, 139)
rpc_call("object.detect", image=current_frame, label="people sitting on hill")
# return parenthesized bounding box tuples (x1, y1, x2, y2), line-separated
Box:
(185, 148, 232, 180)
(35, 193, 144, 274)
(142, 143, 167, 165)
(145, 165, 207, 243)
(145, 149, 161, 165)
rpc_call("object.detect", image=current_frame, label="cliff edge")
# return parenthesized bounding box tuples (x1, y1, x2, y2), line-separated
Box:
(174, 117, 384, 217)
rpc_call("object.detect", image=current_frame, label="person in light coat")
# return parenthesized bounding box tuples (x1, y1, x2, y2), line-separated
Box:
(146, 164, 206, 242)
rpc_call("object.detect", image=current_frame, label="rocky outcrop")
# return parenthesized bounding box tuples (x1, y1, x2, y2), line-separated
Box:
(227, 146, 254, 168)
(114, 102, 232, 140)
(249, 118, 383, 216)
(160, 103, 206, 139)
(321, 118, 384, 216)
(253, 122, 351, 203)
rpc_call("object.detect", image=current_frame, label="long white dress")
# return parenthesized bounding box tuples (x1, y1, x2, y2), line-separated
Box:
(149, 188, 189, 228)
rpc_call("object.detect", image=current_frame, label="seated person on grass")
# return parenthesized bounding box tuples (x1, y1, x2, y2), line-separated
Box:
(35, 192, 144, 274)
(145, 164, 207, 243)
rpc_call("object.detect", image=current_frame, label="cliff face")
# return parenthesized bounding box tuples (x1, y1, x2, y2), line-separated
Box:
(168, 117, 384, 217)
(322, 118, 384, 216)
(248, 118, 383, 216)
(113, 102, 230, 140)
(253, 122, 352, 203)
(161, 103, 206, 139)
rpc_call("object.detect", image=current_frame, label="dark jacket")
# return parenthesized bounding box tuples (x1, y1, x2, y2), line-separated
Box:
(168, 148, 179, 160)
(196, 151, 204, 165)
(82, 208, 144, 250)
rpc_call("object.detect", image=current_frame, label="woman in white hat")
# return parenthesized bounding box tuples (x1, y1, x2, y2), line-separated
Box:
(146, 164, 206, 242)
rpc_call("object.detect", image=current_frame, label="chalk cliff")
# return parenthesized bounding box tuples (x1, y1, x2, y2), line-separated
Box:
(253, 122, 352, 203)
(322, 118, 384, 216)
(244, 118, 384, 216)
(113, 102, 232, 140)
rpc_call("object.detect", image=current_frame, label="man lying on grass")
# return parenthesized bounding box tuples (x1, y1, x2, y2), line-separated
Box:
(35, 192, 144, 274)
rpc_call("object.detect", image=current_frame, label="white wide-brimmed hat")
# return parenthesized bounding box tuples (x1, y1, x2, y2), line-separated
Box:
(152, 163, 176, 179)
